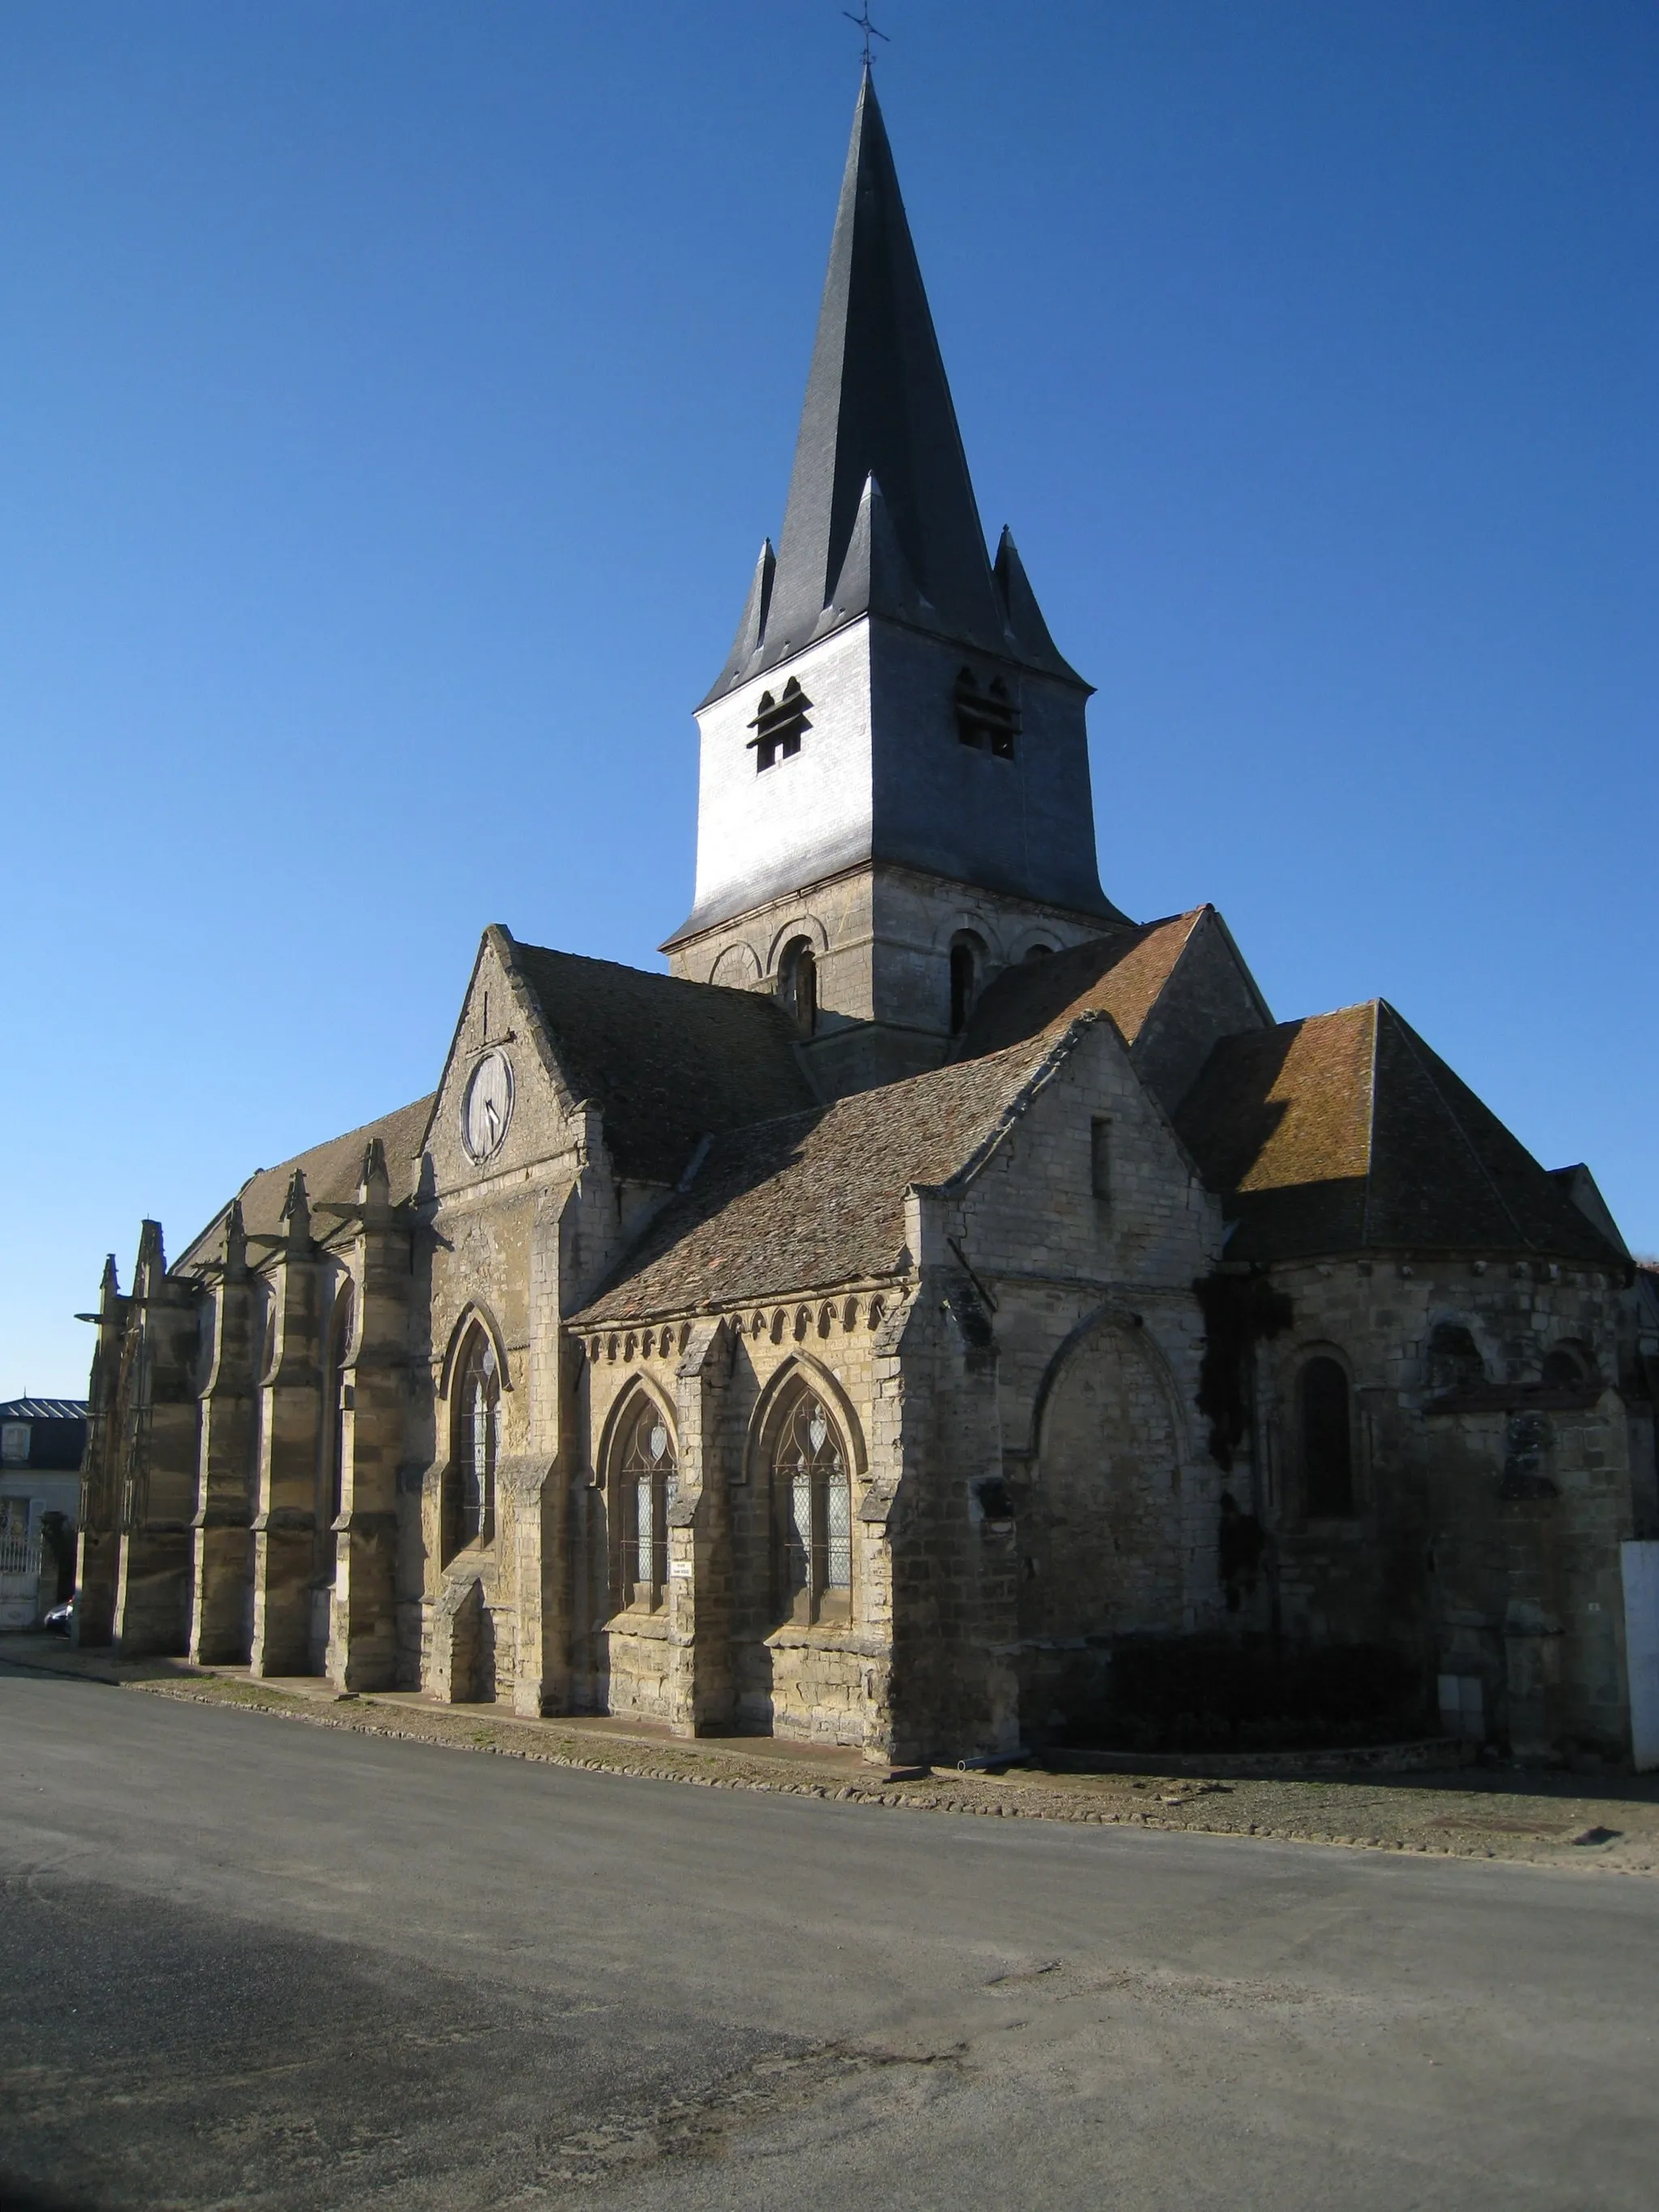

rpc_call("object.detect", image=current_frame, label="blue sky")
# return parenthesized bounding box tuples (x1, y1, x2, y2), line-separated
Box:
(3, 1, 1655, 1396)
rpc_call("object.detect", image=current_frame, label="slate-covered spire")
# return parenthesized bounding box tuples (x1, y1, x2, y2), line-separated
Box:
(707, 71, 1072, 699)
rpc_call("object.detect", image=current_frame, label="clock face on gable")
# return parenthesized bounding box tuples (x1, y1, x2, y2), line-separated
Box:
(461, 1049, 514, 1163)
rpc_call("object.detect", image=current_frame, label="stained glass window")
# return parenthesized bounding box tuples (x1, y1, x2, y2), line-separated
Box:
(618, 1398, 676, 1602)
(825, 1468, 851, 1591)
(449, 1328, 499, 1553)
(635, 1476, 654, 1584)
(773, 1391, 851, 1621)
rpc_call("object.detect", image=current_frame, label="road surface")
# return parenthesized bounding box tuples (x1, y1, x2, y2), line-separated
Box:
(2, 1661, 1654, 2210)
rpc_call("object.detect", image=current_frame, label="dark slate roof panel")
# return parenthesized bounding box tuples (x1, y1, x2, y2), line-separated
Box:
(508, 943, 817, 1187)
(1175, 1001, 1622, 1264)
(703, 75, 1077, 701)
(573, 1026, 1064, 1324)
(1369, 1012, 1621, 1262)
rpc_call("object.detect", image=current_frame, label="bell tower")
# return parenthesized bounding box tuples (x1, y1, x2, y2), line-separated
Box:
(663, 72, 1126, 1096)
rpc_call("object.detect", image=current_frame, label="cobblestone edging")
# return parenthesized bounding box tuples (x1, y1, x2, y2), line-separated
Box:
(122, 1675, 1659, 1877)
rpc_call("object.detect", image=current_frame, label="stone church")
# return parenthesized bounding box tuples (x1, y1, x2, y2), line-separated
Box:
(75, 77, 1659, 1768)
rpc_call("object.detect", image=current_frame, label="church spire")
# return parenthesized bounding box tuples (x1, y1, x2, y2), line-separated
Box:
(706, 72, 1056, 700)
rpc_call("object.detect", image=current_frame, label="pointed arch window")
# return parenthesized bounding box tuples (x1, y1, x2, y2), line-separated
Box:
(616, 1396, 677, 1608)
(446, 1328, 500, 1558)
(773, 1389, 852, 1626)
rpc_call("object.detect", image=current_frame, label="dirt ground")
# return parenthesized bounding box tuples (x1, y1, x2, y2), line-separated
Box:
(7, 1634, 1657, 1877)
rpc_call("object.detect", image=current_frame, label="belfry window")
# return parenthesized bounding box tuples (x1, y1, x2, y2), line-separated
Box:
(748, 678, 812, 771)
(616, 1396, 677, 1607)
(1299, 1356, 1354, 1518)
(954, 667, 1019, 758)
(948, 931, 985, 1036)
(774, 1390, 851, 1626)
(778, 937, 817, 1037)
(446, 1327, 499, 1558)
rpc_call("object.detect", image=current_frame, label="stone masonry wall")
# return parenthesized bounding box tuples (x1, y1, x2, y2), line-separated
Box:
(1258, 1254, 1640, 1758)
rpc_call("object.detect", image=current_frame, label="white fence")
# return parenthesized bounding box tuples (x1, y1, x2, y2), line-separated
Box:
(0, 1515, 39, 1579)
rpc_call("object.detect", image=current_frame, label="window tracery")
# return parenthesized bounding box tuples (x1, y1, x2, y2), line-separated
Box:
(773, 1389, 851, 1625)
(446, 1326, 499, 1558)
(616, 1396, 677, 1607)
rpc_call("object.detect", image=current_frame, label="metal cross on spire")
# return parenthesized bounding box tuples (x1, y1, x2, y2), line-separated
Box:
(842, 2, 889, 70)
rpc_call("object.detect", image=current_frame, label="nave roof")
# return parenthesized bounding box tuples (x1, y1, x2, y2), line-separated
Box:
(173, 1093, 435, 1273)
(505, 936, 817, 1187)
(571, 1022, 1080, 1327)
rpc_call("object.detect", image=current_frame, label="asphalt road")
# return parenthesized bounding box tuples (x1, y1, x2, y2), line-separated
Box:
(2, 1664, 1655, 2212)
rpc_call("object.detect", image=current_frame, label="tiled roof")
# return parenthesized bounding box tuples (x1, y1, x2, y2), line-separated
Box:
(955, 910, 1206, 1060)
(1175, 1001, 1623, 1264)
(0, 1400, 87, 1422)
(175, 1094, 436, 1271)
(573, 1025, 1069, 1325)
(508, 942, 817, 1187)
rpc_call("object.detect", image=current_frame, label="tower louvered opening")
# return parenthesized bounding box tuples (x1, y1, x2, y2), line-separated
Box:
(748, 678, 812, 771)
(954, 668, 1019, 758)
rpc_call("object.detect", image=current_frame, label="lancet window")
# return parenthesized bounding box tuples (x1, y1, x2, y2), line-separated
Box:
(774, 1389, 851, 1626)
(616, 1396, 677, 1607)
(446, 1326, 499, 1558)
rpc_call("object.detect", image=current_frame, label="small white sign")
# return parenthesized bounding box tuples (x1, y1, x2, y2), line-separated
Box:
(668, 1561, 693, 1580)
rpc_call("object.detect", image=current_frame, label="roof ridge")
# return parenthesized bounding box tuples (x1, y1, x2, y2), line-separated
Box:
(512, 940, 762, 998)
(707, 1018, 1068, 1153)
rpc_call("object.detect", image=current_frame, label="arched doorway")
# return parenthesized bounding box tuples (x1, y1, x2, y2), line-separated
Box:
(1021, 1319, 1183, 1739)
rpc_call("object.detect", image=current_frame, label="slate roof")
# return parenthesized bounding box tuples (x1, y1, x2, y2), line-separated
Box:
(508, 941, 817, 1187)
(1174, 1001, 1623, 1265)
(573, 1025, 1073, 1325)
(702, 73, 1078, 703)
(954, 910, 1206, 1061)
(174, 1094, 436, 1272)
(0, 1400, 87, 1469)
